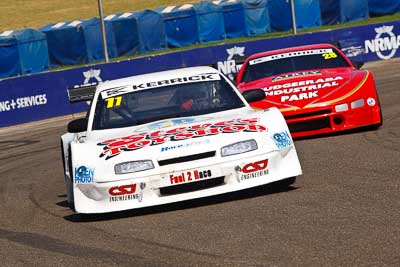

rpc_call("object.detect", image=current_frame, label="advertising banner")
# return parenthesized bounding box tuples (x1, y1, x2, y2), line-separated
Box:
(1, 20, 400, 128)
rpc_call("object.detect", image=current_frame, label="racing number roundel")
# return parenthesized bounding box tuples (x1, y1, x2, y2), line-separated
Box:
(242, 159, 268, 173)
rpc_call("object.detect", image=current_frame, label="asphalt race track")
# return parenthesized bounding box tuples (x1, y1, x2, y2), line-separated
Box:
(0, 58, 399, 266)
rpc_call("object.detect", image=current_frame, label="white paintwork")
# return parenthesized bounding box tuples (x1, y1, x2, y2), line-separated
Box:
(61, 66, 302, 213)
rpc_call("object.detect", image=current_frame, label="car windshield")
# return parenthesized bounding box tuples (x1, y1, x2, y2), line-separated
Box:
(92, 75, 245, 130)
(242, 48, 350, 83)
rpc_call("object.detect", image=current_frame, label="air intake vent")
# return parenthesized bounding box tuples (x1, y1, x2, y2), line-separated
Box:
(160, 177, 225, 196)
(284, 109, 331, 120)
(158, 151, 216, 166)
(288, 117, 331, 133)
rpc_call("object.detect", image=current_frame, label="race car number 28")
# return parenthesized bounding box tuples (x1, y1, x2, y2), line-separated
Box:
(322, 52, 337, 60)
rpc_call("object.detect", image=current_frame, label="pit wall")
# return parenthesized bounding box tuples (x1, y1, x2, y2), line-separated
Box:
(1, 20, 399, 128)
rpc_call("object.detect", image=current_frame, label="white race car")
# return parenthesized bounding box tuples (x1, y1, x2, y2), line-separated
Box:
(61, 66, 302, 214)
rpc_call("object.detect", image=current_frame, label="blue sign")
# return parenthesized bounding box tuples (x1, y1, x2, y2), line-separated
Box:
(1, 20, 400, 128)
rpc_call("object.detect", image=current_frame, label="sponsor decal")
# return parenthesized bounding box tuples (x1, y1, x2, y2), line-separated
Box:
(263, 76, 344, 103)
(170, 169, 212, 185)
(341, 46, 364, 58)
(249, 49, 334, 65)
(367, 97, 376, 107)
(365, 25, 400, 60)
(108, 182, 145, 202)
(216, 46, 246, 79)
(272, 131, 292, 149)
(0, 94, 47, 113)
(238, 159, 269, 181)
(74, 166, 94, 184)
(97, 118, 267, 160)
(272, 71, 321, 82)
(160, 139, 211, 152)
(101, 73, 221, 99)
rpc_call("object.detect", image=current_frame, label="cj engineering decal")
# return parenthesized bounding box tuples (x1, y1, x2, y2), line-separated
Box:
(263, 76, 344, 103)
(239, 159, 269, 181)
(108, 182, 145, 202)
(98, 118, 267, 160)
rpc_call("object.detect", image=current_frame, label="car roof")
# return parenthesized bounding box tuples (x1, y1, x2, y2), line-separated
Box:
(96, 66, 220, 93)
(245, 43, 338, 61)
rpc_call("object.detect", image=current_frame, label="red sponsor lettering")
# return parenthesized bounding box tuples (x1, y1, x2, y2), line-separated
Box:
(214, 119, 235, 127)
(190, 123, 212, 130)
(109, 184, 137, 196)
(246, 124, 267, 132)
(242, 159, 268, 173)
(194, 127, 220, 137)
(170, 169, 212, 185)
(98, 118, 267, 160)
(150, 136, 170, 145)
(173, 132, 195, 140)
(221, 125, 246, 133)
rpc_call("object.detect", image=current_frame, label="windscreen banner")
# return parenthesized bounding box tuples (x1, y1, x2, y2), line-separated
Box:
(1, 20, 400, 128)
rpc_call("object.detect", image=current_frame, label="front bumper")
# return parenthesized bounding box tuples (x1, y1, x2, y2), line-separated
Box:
(73, 146, 302, 214)
(285, 100, 382, 139)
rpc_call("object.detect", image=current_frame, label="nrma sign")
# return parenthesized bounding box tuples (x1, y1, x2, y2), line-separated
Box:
(365, 25, 400, 60)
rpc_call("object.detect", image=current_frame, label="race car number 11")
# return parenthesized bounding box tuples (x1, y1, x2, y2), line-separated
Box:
(105, 96, 122, 108)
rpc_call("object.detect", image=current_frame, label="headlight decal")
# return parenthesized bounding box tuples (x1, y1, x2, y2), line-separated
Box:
(221, 139, 258, 157)
(114, 160, 154, 174)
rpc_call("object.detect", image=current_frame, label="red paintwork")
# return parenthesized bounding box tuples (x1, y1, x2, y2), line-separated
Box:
(237, 44, 382, 138)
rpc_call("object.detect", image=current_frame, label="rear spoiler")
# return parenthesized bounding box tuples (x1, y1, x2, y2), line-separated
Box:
(67, 83, 97, 103)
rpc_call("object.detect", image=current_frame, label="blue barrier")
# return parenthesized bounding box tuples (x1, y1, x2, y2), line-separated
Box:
(1, 20, 400, 128)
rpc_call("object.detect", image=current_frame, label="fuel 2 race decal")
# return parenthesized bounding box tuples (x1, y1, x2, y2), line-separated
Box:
(98, 118, 267, 160)
(169, 169, 212, 185)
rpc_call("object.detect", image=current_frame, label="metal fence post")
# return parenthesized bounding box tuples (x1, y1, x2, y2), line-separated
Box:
(290, 0, 297, 34)
(98, 0, 109, 63)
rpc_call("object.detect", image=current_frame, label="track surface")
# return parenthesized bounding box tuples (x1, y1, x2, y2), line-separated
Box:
(1, 59, 399, 266)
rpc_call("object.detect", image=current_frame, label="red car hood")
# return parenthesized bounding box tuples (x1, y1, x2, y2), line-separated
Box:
(239, 68, 368, 110)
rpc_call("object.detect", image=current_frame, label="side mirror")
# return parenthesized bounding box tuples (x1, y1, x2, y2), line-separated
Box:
(68, 118, 88, 133)
(242, 89, 265, 103)
(351, 61, 364, 69)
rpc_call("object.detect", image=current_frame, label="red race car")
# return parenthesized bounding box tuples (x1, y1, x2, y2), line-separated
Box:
(236, 44, 382, 138)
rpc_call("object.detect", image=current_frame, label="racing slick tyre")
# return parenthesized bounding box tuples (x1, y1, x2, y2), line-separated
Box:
(67, 146, 76, 212)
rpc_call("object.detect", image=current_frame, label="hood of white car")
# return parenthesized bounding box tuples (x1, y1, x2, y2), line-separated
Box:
(73, 107, 290, 183)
